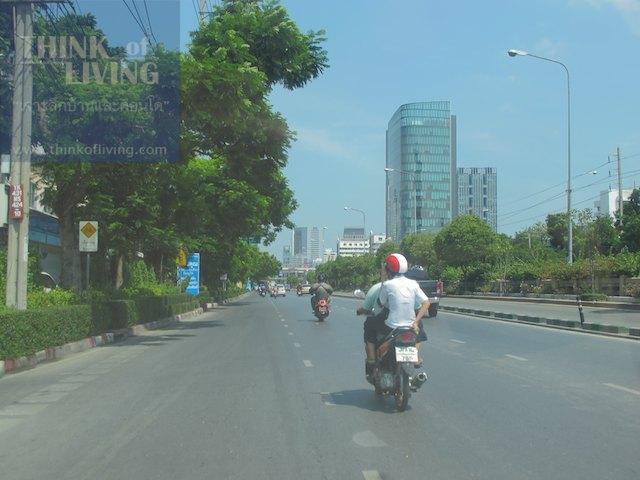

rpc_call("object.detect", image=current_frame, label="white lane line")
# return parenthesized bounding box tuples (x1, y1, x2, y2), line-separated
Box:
(603, 383, 640, 397)
(280, 319, 285, 322)
(505, 354, 528, 362)
(450, 339, 466, 344)
(288, 332, 294, 336)
(362, 471, 382, 480)
(293, 342, 301, 348)
(303, 360, 313, 368)
(283, 324, 288, 328)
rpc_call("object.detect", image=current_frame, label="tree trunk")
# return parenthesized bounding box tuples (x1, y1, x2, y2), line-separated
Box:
(115, 253, 124, 289)
(59, 213, 81, 292)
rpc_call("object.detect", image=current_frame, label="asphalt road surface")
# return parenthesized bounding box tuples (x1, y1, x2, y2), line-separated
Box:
(1, 293, 639, 480)
(441, 296, 640, 328)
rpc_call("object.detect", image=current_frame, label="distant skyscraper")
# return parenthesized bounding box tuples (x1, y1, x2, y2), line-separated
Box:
(309, 226, 321, 262)
(457, 167, 497, 231)
(386, 102, 457, 240)
(282, 245, 291, 267)
(293, 227, 308, 257)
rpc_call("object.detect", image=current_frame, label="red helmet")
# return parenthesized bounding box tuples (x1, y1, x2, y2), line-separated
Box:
(384, 253, 408, 274)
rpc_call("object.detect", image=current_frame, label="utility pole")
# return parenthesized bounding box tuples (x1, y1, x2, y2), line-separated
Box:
(617, 147, 623, 225)
(198, 0, 207, 24)
(5, 1, 34, 309)
(4, 0, 65, 309)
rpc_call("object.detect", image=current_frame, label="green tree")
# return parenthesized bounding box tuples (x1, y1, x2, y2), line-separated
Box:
(546, 213, 569, 251)
(434, 215, 499, 281)
(617, 189, 640, 252)
(400, 233, 437, 273)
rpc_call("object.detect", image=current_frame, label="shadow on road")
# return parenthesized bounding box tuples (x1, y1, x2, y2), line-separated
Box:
(325, 389, 410, 414)
(105, 319, 224, 348)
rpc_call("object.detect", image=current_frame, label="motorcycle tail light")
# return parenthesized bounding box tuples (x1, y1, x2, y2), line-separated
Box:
(398, 332, 416, 343)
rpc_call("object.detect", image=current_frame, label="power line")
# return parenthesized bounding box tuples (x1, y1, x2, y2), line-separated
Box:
(142, 0, 158, 46)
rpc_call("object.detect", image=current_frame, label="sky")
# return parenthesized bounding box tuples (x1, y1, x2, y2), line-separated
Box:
(84, 0, 640, 262)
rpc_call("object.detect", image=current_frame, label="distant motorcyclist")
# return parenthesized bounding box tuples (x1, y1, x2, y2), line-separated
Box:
(310, 274, 333, 313)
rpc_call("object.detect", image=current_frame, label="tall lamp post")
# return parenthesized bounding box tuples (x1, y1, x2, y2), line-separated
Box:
(344, 206, 366, 232)
(384, 167, 418, 235)
(508, 48, 573, 264)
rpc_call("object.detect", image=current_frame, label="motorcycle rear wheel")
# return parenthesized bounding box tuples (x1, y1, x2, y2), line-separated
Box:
(395, 371, 410, 411)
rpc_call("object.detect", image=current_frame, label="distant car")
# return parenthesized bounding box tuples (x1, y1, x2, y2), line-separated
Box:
(297, 284, 311, 295)
(284, 283, 291, 291)
(275, 284, 286, 297)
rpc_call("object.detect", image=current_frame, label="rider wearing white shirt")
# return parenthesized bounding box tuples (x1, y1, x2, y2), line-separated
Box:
(378, 253, 430, 366)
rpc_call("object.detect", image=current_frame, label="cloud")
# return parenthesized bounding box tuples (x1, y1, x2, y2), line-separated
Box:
(571, 0, 640, 35)
(533, 37, 567, 57)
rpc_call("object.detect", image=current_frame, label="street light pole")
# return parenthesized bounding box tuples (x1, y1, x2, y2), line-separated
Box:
(344, 206, 366, 232)
(508, 49, 572, 264)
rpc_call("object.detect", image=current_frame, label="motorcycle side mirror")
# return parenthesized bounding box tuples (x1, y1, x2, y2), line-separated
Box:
(353, 289, 365, 299)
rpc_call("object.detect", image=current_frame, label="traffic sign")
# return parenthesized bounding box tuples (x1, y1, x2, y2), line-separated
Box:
(79, 221, 98, 252)
(177, 253, 200, 296)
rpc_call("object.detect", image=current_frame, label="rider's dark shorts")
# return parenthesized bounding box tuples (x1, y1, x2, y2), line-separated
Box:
(364, 313, 427, 344)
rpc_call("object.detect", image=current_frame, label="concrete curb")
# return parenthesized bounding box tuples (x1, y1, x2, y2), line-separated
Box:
(448, 294, 640, 310)
(0, 307, 204, 377)
(334, 292, 638, 341)
(439, 305, 639, 341)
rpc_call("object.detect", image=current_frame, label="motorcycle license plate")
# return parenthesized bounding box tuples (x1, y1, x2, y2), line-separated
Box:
(395, 346, 418, 362)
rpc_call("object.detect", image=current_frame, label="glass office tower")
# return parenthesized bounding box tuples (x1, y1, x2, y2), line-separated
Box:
(386, 102, 457, 240)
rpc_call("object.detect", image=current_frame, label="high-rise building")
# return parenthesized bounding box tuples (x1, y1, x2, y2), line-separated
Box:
(386, 102, 457, 240)
(282, 245, 291, 267)
(457, 167, 497, 231)
(293, 227, 308, 257)
(309, 226, 321, 262)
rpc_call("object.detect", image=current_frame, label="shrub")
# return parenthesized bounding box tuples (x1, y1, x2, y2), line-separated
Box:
(28, 289, 78, 309)
(0, 305, 92, 360)
(580, 292, 608, 302)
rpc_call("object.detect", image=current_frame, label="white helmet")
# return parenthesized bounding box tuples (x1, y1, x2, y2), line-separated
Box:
(384, 253, 408, 274)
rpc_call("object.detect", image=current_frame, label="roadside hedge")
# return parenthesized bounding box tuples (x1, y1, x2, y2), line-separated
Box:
(0, 305, 92, 360)
(0, 293, 200, 361)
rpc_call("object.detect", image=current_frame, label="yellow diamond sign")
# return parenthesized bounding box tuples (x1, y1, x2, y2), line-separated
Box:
(81, 222, 97, 238)
(79, 221, 98, 252)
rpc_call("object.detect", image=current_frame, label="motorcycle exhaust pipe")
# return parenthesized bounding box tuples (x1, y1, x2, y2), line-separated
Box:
(410, 372, 428, 389)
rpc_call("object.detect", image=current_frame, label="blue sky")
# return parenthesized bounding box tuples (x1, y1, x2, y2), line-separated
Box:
(92, 1, 640, 261)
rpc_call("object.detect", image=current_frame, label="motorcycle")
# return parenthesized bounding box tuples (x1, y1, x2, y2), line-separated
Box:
(259, 289, 266, 297)
(313, 297, 330, 321)
(353, 289, 427, 412)
(371, 326, 427, 411)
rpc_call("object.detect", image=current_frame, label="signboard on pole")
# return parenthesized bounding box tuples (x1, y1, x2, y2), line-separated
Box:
(177, 253, 200, 296)
(79, 221, 98, 252)
(8, 184, 24, 220)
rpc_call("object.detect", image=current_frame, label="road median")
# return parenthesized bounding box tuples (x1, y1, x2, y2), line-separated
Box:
(334, 291, 638, 340)
(438, 304, 639, 340)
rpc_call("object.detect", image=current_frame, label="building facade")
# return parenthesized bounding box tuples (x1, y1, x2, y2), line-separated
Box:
(369, 234, 387, 254)
(293, 227, 308, 257)
(457, 167, 497, 231)
(337, 227, 370, 257)
(386, 102, 457, 240)
(594, 189, 634, 219)
(308, 226, 321, 263)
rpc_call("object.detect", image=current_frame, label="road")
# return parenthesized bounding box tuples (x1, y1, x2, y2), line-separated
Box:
(1, 293, 639, 480)
(441, 296, 640, 328)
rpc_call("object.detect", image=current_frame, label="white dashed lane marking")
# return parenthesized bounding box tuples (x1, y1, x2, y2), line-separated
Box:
(288, 332, 294, 336)
(603, 383, 640, 397)
(303, 360, 314, 368)
(505, 354, 528, 362)
(362, 471, 382, 480)
(450, 339, 466, 344)
(293, 342, 301, 348)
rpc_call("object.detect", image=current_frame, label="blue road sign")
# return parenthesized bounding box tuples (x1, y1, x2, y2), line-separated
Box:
(177, 253, 200, 296)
